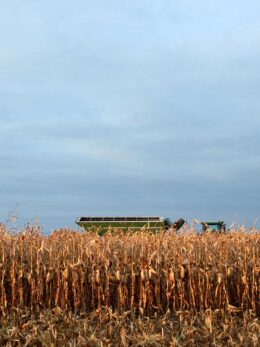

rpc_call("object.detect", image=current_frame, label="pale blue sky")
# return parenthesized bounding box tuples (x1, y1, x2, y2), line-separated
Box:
(1, 1, 260, 232)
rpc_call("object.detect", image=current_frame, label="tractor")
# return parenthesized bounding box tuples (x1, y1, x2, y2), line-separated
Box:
(201, 220, 226, 233)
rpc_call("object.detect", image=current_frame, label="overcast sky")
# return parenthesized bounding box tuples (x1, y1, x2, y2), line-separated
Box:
(1, 1, 260, 232)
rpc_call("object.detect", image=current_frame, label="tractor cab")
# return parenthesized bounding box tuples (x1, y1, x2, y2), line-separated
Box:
(201, 220, 226, 233)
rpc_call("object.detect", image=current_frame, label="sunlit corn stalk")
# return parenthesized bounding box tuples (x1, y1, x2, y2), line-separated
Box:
(0, 226, 259, 315)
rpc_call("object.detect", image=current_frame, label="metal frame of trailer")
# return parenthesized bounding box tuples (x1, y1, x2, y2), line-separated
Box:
(75, 216, 165, 234)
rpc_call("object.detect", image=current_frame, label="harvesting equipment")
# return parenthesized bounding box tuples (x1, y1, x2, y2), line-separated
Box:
(75, 216, 185, 235)
(201, 220, 226, 233)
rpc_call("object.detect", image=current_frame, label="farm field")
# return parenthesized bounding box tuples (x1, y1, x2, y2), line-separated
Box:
(0, 224, 259, 346)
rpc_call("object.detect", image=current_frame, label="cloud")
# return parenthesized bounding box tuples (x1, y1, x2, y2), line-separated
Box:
(1, 1, 260, 230)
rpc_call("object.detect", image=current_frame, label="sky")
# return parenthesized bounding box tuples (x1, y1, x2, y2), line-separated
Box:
(1, 1, 260, 232)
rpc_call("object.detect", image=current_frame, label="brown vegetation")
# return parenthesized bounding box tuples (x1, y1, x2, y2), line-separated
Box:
(0, 224, 259, 346)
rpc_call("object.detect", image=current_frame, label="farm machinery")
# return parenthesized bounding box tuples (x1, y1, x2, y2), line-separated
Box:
(201, 220, 226, 233)
(75, 216, 185, 235)
(75, 216, 226, 235)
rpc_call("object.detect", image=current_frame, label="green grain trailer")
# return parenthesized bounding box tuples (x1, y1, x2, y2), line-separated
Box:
(75, 216, 185, 235)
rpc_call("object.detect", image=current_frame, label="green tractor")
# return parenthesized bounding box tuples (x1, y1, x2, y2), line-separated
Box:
(75, 216, 185, 235)
(201, 220, 226, 233)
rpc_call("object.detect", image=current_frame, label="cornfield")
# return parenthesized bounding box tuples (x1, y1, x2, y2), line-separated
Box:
(0, 223, 259, 346)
